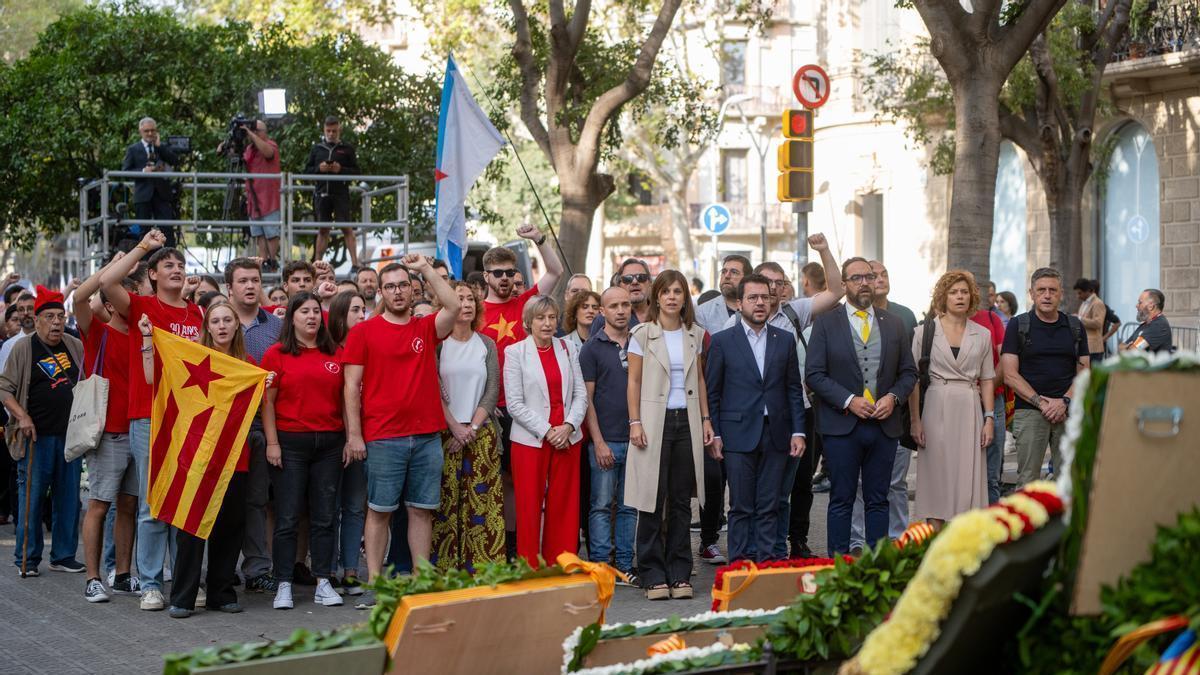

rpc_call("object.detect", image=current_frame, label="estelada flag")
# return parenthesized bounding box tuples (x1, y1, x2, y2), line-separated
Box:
(148, 328, 266, 539)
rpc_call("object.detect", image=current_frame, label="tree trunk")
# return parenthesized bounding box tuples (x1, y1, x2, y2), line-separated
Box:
(556, 171, 614, 276)
(667, 183, 695, 272)
(1047, 179, 1085, 298)
(947, 76, 1005, 286)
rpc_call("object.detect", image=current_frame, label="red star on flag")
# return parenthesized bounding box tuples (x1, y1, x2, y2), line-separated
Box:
(182, 355, 224, 397)
(434, 168, 448, 182)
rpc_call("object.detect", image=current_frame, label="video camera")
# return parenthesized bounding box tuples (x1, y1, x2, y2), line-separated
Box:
(224, 114, 255, 157)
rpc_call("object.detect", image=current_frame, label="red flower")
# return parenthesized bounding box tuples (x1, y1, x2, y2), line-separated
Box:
(710, 556, 843, 611)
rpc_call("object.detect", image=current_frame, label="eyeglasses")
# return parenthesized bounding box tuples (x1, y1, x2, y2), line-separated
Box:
(764, 279, 783, 288)
(487, 269, 518, 279)
(742, 294, 772, 304)
(845, 273, 878, 284)
(381, 282, 411, 293)
(620, 273, 651, 284)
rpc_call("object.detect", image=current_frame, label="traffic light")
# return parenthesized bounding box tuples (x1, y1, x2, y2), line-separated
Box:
(777, 109, 814, 202)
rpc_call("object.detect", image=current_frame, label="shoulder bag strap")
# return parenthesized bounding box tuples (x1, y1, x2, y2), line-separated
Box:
(918, 319, 936, 417)
(94, 329, 108, 377)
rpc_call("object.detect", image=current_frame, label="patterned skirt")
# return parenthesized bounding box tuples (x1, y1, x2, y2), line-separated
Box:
(431, 421, 505, 572)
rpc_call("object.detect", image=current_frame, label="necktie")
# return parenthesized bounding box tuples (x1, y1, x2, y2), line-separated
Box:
(855, 310, 875, 403)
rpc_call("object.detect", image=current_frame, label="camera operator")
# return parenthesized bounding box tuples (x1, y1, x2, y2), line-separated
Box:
(304, 116, 360, 267)
(121, 117, 181, 248)
(220, 119, 281, 272)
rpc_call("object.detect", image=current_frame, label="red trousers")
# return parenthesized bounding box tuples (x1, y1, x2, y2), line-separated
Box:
(511, 440, 580, 567)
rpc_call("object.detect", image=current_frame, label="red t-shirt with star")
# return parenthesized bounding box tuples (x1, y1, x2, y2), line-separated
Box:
(82, 320, 131, 434)
(342, 314, 445, 442)
(482, 286, 538, 407)
(260, 344, 345, 433)
(127, 294, 204, 420)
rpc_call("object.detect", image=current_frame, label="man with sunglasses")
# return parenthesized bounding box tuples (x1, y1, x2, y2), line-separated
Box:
(578, 286, 637, 582)
(479, 225, 564, 555)
(696, 255, 752, 334)
(589, 259, 653, 337)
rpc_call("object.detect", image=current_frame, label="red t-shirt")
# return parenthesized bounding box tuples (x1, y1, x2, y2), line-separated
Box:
(342, 314, 445, 442)
(82, 320, 131, 434)
(260, 344, 345, 433)
(537, 343, 565, 427)
(243, 140, 281, 218)
(482, 286, 538, 407)
(126, 294, 204, 420)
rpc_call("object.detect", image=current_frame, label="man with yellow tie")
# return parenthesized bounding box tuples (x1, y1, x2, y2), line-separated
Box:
(804, 258, 917, 556)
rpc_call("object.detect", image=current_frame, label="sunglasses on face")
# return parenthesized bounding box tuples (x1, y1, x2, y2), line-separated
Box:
(620, 273, 651, 284)
(618, 348, 628, 371)
(487, 269, 518, 279)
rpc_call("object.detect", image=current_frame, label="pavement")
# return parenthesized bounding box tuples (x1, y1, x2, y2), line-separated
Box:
(0, 442, 1021, 674)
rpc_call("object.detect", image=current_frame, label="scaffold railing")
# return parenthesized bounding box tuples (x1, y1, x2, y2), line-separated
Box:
(78, 169, 409, 272)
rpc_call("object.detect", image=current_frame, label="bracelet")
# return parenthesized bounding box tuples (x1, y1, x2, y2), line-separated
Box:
(701, 416, 711, 422)
(983, 411, 996, 419)
(535, 235, 547, 247)
(629, 419, 642, 427)
(141, 332, 152, 338)
(140, 347, 153, 353)
(137, 243, 150, 252)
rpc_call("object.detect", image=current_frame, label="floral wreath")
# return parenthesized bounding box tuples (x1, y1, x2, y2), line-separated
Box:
(840, 481, 1065, 675)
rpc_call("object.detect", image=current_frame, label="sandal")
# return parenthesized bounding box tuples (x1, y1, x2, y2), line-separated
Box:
(645, 583, 670, 600)
(669, 581, 693, 600)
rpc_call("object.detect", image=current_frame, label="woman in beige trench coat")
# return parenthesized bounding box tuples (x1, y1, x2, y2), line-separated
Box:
(908, 271, 996, 527)
(626, 270, 713, 601)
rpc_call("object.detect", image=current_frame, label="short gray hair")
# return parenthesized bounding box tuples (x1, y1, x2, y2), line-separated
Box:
(521, 295, 560, 331)
(1030, 267, 1062, 287)
(138, 117, 157, 129)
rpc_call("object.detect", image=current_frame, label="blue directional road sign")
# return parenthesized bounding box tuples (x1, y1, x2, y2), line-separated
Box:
(700, 203, 731, 235)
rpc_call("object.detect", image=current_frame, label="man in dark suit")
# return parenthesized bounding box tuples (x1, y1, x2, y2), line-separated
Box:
(805, 257, 917, 555)
(121, 117, 181, 248)
(707, 274, 807, 562)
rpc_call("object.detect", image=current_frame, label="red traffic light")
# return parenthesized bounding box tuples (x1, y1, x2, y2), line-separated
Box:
(783, 110, 813, 139)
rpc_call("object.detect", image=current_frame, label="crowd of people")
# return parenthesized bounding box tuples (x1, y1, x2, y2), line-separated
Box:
(0, 224, 1178, 615)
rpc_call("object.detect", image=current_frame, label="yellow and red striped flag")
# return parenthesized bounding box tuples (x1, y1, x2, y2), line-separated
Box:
(148, 328, 266, 539)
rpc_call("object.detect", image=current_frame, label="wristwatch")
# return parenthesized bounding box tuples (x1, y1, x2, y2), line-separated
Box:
(983, 411, 996, 419)
(470, 423, 480, 432)
(535, 235, 547, 247)
(1062, 396, 1071, 407)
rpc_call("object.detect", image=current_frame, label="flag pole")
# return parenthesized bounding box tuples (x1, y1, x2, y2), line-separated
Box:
(461, 64, 573, 277)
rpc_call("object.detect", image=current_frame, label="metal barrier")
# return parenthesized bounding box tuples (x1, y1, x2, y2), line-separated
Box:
(78, 169, 409, 272)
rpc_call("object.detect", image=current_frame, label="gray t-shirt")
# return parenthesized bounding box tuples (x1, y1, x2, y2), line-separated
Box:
(1125, 314, 1172, 353)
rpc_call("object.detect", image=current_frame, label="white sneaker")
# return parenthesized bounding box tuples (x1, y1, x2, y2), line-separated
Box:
(106, 569, 115, 587)
(314, 579, 344, 607)
(140, 588, 165, 611)
(196, 584, 207, 608)
(273, 582, 294, 610)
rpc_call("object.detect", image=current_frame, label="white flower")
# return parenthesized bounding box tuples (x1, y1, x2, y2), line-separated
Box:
(571, 643, 733, 675)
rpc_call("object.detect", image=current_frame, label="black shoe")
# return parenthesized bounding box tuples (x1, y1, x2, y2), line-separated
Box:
(245, 573, 278, 593)
(849, 546, 864, 557)
(215, 602, 243, 613)
(293, 562, 318, 586)
(49, 558, 85, 573)
(262, 259, 280, 273)
(812, 476, 831, 493)
(168, 606, 192, 619)
(616, 569, 639, 588)
(111, 573, 141, 594)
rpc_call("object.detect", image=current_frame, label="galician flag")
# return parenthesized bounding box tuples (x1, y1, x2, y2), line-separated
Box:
(435, 55, 505, 278)
(148, 329, 266, 539)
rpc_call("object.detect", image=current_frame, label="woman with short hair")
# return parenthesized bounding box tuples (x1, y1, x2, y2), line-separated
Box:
(503, 296, 588, 567)
(563, 291, 601, 349)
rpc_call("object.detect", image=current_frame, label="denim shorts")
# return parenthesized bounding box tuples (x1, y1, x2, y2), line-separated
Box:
(366, 433, 444, 511)
(85, 432, 139, 503)
(250, 210, 281, 239)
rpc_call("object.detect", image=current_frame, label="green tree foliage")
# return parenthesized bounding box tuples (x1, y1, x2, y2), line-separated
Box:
(166, 0, 393, 37)
(0, 0, 84, 63)
(0, 2, 441, 251)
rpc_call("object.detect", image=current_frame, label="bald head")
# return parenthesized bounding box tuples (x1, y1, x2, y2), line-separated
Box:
(600, 286, 632, 333)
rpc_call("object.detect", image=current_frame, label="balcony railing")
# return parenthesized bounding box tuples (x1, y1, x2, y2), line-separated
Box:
(1113, 0, 1200, 61)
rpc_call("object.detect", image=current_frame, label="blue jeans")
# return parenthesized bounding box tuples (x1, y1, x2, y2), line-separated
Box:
(825, 422, 895, 555)
(985, 393, 1005, 504)
(586, 441, 635, 571)
(103, 505, 116, 573)
(130, 418, 175, 591)
(334, 459, 367, 573)
(13, 435, 81, 569)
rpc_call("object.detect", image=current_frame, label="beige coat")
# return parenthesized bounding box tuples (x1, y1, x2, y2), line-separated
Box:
(624, 321, 706, 514)
(0, 332, 85, 458)
(1078, 295, 1107, 354)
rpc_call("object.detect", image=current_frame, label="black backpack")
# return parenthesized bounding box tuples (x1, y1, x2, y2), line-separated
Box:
(899, 319, 935, 451)
(1015, 311, 1082, 357)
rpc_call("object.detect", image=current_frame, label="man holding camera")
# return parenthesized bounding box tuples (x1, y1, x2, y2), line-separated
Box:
(304, 116, 360, 267)
(121, 117, 181, 248)
(241, 120, 281, 272)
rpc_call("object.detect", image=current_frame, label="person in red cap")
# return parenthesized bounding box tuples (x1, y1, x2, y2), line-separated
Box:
(0, 285, 86, 577)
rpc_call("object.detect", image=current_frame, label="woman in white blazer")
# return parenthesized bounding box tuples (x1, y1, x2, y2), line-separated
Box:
(503, 295, 588, 567)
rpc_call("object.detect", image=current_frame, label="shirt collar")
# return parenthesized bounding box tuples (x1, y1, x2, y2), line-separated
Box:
(845, 303, 874, 321)
(742, 319, 767, 339)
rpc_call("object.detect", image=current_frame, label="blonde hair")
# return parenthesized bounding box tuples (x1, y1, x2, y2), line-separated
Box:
(200, 300, 247, 360)
(931, 270, 981, 316)
(521, 295, 560, 332)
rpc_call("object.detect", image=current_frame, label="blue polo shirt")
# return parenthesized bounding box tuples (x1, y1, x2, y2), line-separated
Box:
(242, 307, 283, 362)
(579, 329, 630, 443)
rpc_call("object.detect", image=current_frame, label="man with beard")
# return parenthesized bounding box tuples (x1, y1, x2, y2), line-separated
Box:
(706, 274, 806, 562)
(100, 229, 205, 610)
(589, 259, 654, 337)
(1120, 288, 1172, 353)
(805, 258, 916, 555)
(1, 287, 86, 577)
(342, 255, 460, 599)
(355, 267, 380, 317)
(477, 225, 564, 556)
(696, 255, 751, 334)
